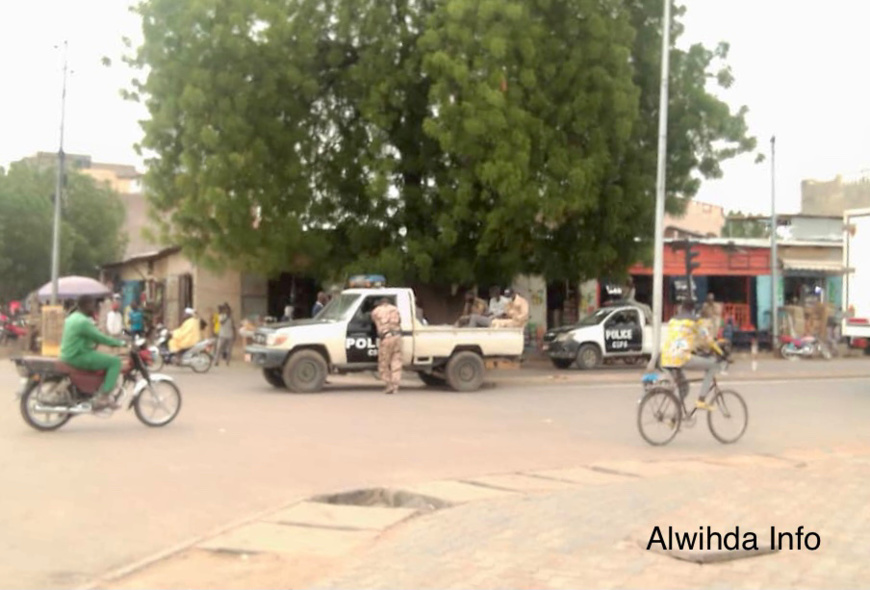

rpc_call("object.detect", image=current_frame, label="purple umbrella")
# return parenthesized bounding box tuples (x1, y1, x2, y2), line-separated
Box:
(37, 276, 111, 302)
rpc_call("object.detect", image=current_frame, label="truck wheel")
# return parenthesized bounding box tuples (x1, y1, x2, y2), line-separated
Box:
(576, 344, 602, 370)
(551, 358, 574, 370)
(446, 351, 485, 392)
(282, 350, 328, 393)
(417, 371, 447, 387)
(262, 368, 285, 389)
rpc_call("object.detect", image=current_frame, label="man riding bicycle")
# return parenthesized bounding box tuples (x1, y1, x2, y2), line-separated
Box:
(660, 300, 729, 411)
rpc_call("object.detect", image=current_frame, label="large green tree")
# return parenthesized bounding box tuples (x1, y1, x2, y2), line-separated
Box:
(127, 0, 758, 285)
(723, 210, 770, 238)
(0, 164, 127, 301)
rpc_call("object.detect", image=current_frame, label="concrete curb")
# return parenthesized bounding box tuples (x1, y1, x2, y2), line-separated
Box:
(75, 494, 308, 590)
(495, 371, 870, 387)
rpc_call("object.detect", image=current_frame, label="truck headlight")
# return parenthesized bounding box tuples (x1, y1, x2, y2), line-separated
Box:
(268, 334, 288, 346)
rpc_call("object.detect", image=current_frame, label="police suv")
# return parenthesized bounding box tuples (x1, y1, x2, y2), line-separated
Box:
(543, 301, 653, 370)
(245, 287, 525, 393)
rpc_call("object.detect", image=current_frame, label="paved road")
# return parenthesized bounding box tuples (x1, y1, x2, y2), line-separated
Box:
(315, 451, 870, 589)
(0, 359, 868, 588)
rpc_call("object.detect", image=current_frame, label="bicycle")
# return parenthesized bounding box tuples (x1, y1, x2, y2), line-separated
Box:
(637, 357, 748, 446)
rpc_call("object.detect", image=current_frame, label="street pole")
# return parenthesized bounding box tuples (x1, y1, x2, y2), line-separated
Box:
(770, 135, 778, 343)
(647, 0, 672, 371)
(50, 41, 69, 306)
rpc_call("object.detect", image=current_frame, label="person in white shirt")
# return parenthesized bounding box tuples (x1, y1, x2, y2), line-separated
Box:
(469, 286, 510, 328)
(106, 301, 124, 337)
(488, 285, 509, 317)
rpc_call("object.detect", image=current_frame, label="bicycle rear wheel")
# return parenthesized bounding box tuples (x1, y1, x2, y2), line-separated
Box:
(707, 389, 748, 444)
(637, 387, 682, 446)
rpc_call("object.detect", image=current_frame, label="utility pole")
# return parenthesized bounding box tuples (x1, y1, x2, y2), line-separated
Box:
(50, 41, 69, 306)
(770, 135, 778, 343)
(647, 0, 672, 371)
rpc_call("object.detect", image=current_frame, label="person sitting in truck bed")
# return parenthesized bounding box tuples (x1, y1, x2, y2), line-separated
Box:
(492, 288, 530, 329)
(456, 290, 488, 326)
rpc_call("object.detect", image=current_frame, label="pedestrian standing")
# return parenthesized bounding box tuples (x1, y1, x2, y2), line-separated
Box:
(370, 297, 403, 394)
(128, 301, 145, 337)
(214, 303, 236, 367)
(312, 291, 328, 317)
(106, 301, 124, 338)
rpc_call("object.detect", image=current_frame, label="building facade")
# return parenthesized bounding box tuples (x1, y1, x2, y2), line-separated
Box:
(802, 173, 870, 216)
(664, 200, 726, 238)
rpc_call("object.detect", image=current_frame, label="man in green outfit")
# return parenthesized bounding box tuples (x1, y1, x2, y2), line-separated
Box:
(59, 295, 126, 410)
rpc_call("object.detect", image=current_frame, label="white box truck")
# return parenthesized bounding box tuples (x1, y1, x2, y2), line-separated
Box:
(842, 208, 870, 350)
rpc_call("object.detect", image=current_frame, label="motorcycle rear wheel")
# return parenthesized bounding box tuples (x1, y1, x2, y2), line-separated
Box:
(134, 380, 182, 427)
(149, 349, 165, 372)
(20, 381, 72, 432)
(191, 352, 212, 373)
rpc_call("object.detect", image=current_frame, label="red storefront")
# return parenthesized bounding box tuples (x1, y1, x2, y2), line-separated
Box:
(627, 240, 772, 329)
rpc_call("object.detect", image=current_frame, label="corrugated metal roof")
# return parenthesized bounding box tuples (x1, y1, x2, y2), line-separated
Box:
(781, 259, 848, 274)
(101, 246, 181, 268)
(665, 237, 842, 248)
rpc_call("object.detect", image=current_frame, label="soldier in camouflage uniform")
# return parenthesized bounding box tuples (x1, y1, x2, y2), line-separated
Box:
(371, 298, 403, 394)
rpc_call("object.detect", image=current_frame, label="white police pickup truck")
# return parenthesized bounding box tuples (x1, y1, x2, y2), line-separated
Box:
(543, 301, 653, 370)
(245, 287, 525, 392)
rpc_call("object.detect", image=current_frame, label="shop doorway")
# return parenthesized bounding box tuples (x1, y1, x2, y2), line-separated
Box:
(267, 273, 319, 320)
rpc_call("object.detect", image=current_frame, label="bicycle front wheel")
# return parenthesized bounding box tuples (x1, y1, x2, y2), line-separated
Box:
(707, 389, 748, 444)
(637, 388, 682, 446)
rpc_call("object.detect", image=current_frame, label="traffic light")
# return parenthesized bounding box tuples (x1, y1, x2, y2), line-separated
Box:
(669, 240, 701, 303)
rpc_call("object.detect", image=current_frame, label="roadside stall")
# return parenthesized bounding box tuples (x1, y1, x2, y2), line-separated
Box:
(35, 276, 111, 356)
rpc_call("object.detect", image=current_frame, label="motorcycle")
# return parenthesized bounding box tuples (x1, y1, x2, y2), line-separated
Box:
(778, 335, 832, 361)
(149, 325, 214, 373)
(11, 334, 181, 431)
(0, 314, 27, 345)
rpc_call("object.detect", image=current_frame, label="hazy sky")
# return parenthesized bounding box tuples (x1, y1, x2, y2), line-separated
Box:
(1, 1, 866, 214)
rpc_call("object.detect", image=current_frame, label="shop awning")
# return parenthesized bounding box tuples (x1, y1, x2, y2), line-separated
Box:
(781, 259, 848, 275)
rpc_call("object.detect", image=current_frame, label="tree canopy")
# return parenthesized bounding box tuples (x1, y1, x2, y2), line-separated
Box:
(0, 164, 127, 301)
(723, 210, 770, 238)
(127, 0, 758, 285)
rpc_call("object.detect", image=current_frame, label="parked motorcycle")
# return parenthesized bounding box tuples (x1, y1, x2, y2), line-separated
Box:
(778, 335, 832, 361)
(11, 335, 181, 431)
(0, 314, 27, 345)
(149, 325, 214, 373)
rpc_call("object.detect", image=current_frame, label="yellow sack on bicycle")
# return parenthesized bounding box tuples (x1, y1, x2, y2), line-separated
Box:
(661, 318, 696, 368)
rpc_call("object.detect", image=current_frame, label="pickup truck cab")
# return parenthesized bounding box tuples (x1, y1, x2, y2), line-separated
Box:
(245, 288, 524, 392)
(543, 301, 652, 369)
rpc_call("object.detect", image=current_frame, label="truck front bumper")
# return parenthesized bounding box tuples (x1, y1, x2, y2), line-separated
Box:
(245, 345, 287, 370)
(547, 340, 580, 360)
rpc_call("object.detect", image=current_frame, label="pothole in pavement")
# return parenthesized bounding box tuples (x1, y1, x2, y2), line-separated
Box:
(638, 539, 779, 564)
(310, 487, 453, 512)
